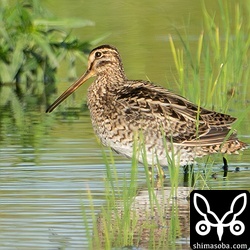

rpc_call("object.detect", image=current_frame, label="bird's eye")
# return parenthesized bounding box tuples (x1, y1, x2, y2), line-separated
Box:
(95, 51, 102, 58)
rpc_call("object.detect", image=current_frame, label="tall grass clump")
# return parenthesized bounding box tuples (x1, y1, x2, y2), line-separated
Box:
(83, 147, 139, 249)
(169, 1, 250, 112)
(169, 0, 249, 188)
(82, 140, 191, 249)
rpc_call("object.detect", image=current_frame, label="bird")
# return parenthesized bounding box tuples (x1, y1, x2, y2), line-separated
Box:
(46, 44, 247, 167)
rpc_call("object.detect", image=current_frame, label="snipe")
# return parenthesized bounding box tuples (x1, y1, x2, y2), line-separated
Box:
(46, 45, 247, 167)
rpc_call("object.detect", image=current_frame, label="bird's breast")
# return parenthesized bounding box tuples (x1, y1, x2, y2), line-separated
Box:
(87, 84, 128, 143)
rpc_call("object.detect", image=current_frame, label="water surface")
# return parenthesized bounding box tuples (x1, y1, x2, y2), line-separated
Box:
(1, 0, 250, 249)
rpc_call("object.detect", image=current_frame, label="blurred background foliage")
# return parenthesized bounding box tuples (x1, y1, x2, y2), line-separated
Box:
(0, 0, 100, 124)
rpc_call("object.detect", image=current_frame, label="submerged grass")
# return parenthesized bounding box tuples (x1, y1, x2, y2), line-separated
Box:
(81, 1, 249, 249)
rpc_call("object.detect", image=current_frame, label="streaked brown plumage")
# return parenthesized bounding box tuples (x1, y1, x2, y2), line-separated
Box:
(46, 45, 247, 166)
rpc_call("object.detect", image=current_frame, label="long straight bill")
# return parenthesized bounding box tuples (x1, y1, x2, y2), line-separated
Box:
(46, 70, 94, 113)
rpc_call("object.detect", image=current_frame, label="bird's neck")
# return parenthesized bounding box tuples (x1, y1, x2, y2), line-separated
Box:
(96, 66, 127, 90)
(88, 66, 127, 104)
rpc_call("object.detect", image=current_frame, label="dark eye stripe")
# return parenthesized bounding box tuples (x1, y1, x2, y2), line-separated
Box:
(89, 61, 94, 70)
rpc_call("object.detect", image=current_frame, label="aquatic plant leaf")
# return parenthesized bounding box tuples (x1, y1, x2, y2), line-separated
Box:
(0, 86, 12, 106)
(9, 40, 25, 78)
(31, 32, 59, 68)
(0, 62, 13, 83)
(10, 91, 24, 127)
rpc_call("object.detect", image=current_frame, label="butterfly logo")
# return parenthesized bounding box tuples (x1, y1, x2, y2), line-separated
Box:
(193, 193, 247, 241)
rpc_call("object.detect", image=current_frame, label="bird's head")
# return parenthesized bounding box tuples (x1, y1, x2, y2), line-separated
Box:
(46, 45, 125, 113)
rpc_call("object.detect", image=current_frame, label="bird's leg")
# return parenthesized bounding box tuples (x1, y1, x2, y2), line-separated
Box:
(183, 164, 194, 187)
(211, 157, 228, 179)
(222, 157, 228, 178)
(183, 165, 191, 174)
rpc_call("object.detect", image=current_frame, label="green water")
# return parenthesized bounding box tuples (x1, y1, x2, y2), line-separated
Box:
(0, 0, 250, 249)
